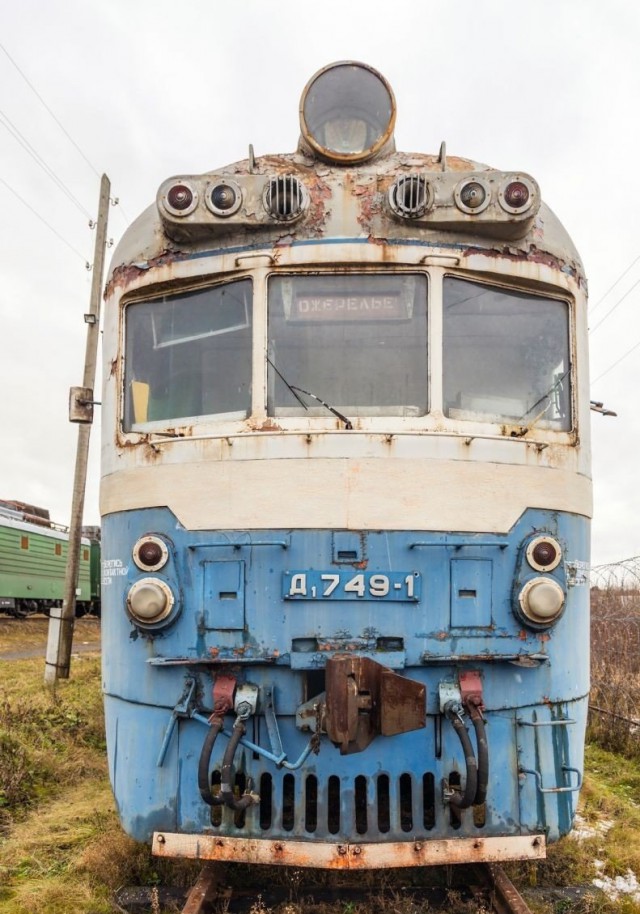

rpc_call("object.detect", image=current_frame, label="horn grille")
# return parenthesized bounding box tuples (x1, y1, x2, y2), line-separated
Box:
(264, 175, 306, 221)
(390, 175, 431, 218)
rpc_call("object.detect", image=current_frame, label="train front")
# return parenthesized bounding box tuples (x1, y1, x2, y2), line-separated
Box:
(100, 62, 591, 868)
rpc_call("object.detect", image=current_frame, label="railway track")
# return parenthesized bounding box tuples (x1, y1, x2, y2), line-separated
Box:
(115, 862, 536, 914)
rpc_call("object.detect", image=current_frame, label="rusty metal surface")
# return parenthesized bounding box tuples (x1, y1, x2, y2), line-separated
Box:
(181, 863, 225, 914)
(489, 864, 536, 914)
(324, 654, 425, 753)
(153, 832, 545, 869)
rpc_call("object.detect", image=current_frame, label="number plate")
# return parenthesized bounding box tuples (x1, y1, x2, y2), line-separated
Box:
(282, 571, 421, 602)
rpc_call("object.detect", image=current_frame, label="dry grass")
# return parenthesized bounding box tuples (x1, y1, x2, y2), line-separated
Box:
(0, 614, 100, 655)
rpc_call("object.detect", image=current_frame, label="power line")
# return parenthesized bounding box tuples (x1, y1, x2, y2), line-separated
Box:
(592, 338, 640, 384)
(0, 40, 131, 225)
(0, 176, 88, 266)
(0, 40, 100, 181)
(0, 108, 92, 219)
(589, 276, 640, 335)
(590, 253, 640, 316)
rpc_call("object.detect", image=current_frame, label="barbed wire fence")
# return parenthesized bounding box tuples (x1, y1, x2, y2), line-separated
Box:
(589, 556, 640, 754)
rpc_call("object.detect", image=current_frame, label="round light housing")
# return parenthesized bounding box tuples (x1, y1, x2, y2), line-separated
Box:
(133, 535, 169, 572)
(518, 577, 565, 626)
(162, 181, 198, 216)
(526, 536, 562, 572)
(206, 179, 242, 217)
(499, 176, 535, 214)
(300, 61, 396, 164)
(455, 177, 491, 214)
(127, 577, 174, 625)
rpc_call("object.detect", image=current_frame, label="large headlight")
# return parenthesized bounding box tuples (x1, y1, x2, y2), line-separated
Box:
(518, 577, 565, 627)
(299, 61, 396, 164)
(127, 577, 174, 625)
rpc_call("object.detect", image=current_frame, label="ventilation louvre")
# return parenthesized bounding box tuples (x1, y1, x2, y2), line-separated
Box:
(264, 175, 306, 221)
(390, 174, 431, 218)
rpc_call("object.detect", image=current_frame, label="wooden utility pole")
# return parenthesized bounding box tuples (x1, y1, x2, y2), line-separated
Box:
(45, 174, 110, 684)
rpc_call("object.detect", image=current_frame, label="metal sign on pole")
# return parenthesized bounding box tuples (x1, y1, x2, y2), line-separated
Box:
(45, 174, 110, 685)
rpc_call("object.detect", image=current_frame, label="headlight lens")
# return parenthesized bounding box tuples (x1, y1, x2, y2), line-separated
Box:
(127, 577, 174, 624)
(300, 61, 396, 163)
(518, 577, 565, 626)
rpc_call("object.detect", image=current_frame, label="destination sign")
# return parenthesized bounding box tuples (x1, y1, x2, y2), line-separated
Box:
(289, 293, 409, 321)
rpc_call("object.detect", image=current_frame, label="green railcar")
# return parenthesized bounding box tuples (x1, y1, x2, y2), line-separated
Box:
(0, 502, 100, 617)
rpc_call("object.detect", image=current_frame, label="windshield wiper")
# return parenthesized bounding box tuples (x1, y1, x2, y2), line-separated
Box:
(513, 368, 570, 435)
(267, 358, 353, 430)
(289, 385, 353, 430)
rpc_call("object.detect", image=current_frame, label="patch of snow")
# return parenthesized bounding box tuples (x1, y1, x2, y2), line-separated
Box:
(593, 870, 640, 901)
(571, 813, 615, 841)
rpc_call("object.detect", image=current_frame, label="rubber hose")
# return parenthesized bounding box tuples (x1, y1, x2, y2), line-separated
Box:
(470, 708, 489, 806)
(449, 715, 478, 809)
(197, 717, 224, 806)
(220, 722, 256, 811)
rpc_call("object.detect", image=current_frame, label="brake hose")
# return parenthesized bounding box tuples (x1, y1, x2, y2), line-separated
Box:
(445, 703, 478, 809)
(469, 704, 489, 806)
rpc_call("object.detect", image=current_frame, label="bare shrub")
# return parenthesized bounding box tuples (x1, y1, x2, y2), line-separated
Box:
(589, 559, 640, 758)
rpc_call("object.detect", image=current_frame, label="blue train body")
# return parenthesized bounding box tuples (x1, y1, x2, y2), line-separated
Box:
(103, 507, 589, 850)
(101, 62, 591, 869)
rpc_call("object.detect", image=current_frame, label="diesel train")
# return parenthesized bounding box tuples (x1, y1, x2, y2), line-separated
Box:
(101, 61, 591, 870)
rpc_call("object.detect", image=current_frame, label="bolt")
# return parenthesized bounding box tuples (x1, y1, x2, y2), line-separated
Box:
(274, 843, 284, 852)
(414, 842, 423, 852)
(338, 845, 347, 856)
(157, 834, 165, 844)
(353, 846, 362, 856)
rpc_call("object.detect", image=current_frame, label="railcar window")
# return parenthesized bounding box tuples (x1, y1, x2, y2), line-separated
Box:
(443, 278, 571, 430)
(123, 280, 252, 430)
(267, 274, 428, 418)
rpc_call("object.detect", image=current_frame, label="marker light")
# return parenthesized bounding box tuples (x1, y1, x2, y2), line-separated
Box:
(526, 536, 562, 572)
(499, 176, 534, 214)
(133, 535, 169, 572)
(300, 61, 396, 164)
(207, 180, 242, 217)
(454, 178, 490, 214)
(127, 577, 174, 625)
(162, 181, 198, 216)
(518, 577, 565, 627)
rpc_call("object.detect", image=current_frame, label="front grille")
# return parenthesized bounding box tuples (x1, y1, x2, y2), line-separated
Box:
(209, 770, 437, 838)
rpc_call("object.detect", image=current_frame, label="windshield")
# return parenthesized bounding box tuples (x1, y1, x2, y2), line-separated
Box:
(123, 279, 252, 430)
(443, 278, 571, 430)
(267, 274, 428, 418)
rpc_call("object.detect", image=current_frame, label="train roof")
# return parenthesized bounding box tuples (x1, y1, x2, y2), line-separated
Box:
(108, 62, 585, 290)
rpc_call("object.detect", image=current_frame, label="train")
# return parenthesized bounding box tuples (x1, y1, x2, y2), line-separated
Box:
(0, 499, 100, 617)
(101, 61, 591, 870)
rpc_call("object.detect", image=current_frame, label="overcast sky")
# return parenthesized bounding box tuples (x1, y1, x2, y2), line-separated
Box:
(0, 0, 637, 566)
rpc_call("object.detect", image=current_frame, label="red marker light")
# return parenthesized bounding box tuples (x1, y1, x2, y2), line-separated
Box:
(503, 181, 530, 209)
(167, 183, 194, 211)
(138, 540, 164, 568)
